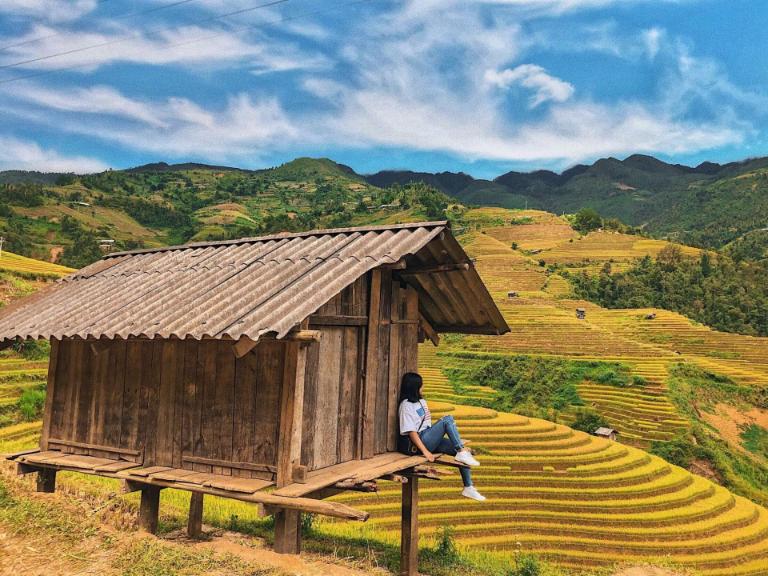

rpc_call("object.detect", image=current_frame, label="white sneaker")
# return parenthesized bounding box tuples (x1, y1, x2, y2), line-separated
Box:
(462, 486, 486, 501)
(455, 449, 480, 467)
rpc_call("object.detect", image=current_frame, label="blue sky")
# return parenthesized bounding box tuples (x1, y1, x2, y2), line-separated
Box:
(0, 0, 766, 178)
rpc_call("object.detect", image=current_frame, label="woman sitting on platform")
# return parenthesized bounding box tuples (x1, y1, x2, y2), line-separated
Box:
(397, 372, 486, 501)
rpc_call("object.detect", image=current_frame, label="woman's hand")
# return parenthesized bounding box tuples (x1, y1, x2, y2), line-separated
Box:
(423, 451, 436, 462)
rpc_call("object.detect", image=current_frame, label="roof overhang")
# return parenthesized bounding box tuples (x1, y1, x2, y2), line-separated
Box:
(0, 221, 508, 343)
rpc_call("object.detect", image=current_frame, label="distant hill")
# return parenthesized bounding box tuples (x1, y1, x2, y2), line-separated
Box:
(125, 161, 247, 173)
(0, 170, 71, 185)
(2, 154, 768, 261)
(0, 157, 454, 264)
(365, 154, 768, 248)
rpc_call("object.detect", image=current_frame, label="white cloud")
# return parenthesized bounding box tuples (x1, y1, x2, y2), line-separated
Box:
(0, 0, 96, 22)
(3, 84, 299, 161)
(485, 64, 575, 107)
(0, 24, 329, 73)
(297, 0, 747, 165)
(12, 84, 166, 127)
(0, 135, 107, 173)
(642, 27, 664, 59)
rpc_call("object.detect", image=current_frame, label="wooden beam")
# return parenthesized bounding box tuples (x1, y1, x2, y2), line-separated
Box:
(47, 437, 142, 457)
(122, 480, 142, 494)
(361, 269, 382, 459)
(308, 314, 368, 327)
(117, 475, 369, 521)
(292, 464, 308, 484)
(182, 455, 276, 475)
(397, 262, 470, 276)
(187, 492, 204, 539)
(36, 468, 56, 493)
(232, 330, 321, 359)
(419, 314, 439, 347)
(400, 471, 419, 576)
(16, 462, 38, 476)
(276, 342, 307, 487)
(274, 338, 308, 555)
(138, 485, 162, 534)
(334, 479, 378, 492)
(380, 259, 407, 270)
(40, 338, 59, 450)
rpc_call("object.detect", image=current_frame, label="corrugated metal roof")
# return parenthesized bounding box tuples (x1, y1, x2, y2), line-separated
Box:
(0, 221, 509, 342)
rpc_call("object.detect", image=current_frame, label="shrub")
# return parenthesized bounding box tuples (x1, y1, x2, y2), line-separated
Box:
(433, 525, 460, 565)
(570, 409, 609, 434)
(510, 553, 542, 576)
(650, 434, 697, 468)
(18, 386, 47, 421)
(12, 339, 50, 360)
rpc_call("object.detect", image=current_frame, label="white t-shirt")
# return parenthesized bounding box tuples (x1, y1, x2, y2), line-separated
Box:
(399, 399, 432, 435)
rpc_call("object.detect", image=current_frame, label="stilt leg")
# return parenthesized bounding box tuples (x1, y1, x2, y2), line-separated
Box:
(400, 473, 419, 576)
(138, 485, 162, 534)
(274, 509, 301, 554)
(36, 468, 56, 493)
(187, 492, 204, 538)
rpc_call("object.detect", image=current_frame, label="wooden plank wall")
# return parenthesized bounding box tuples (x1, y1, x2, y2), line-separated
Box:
(43, 269, 419, 479)
(301, 271, 420, 470)
(302, 276, 367, 471)
(45, 338, 285, 479)
(375, 276, 419, 455)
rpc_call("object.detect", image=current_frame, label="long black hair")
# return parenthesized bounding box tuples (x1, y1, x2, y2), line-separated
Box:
(399, 372, 423, 403)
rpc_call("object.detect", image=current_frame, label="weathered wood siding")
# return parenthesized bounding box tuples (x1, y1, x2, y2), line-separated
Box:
(44, 338, 285, 479)
(301, 272, 419, 471)
(43, 268, 420, 478)
(303, 276, 368, 470)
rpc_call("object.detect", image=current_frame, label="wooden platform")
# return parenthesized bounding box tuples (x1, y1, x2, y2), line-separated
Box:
(5, 449, 460, 521)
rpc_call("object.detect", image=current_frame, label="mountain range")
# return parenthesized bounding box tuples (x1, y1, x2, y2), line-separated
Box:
(2, 153, 768, 253)
(366, 154, 768, 248)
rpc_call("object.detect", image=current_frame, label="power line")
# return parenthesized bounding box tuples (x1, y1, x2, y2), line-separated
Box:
(0, 0, 379, 87)
(0, 0, 202, 53)
(0, 0, 290, 70)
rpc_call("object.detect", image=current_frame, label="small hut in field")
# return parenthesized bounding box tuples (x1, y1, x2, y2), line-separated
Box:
(0, 221, 508, 575)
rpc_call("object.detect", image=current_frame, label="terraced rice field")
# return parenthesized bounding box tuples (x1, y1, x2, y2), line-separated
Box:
(0, 356, 47, 452)
(340, 370, 768, 575)
(0, 250, 72, 277)
(1, 211, 767, 575)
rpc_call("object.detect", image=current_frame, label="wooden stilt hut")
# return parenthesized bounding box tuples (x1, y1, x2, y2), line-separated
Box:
(0, 221, 508, 574)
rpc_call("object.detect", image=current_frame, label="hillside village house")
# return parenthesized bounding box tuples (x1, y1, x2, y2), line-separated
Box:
(0, 221, 508, 575)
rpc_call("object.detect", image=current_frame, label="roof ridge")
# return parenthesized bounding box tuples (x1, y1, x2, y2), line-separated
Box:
(105, 220, 449, 259)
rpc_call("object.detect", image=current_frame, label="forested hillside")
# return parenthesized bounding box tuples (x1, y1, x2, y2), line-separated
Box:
(0, 158, 454, 266)
(366, 154, 768, 250)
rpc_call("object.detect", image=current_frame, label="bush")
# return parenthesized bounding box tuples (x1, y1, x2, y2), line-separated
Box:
(650, 434, 697, 468)
(18, 386, 46, 421)
(12, 339, 49, 360)
(570, 410, 608, 434)
(433, 525, 460, 565)
(510, 553, 542, 576)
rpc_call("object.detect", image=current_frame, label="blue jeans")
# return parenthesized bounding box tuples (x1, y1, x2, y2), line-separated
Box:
(419, 415, 472, 487)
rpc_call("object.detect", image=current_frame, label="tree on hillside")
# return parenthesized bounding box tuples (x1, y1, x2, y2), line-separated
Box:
(572, 208, 603, 233)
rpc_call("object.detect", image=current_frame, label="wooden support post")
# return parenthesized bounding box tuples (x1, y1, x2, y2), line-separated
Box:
(274, 337, 308, 555)
(36, 468, 56, 493)
(274, 509, 302, 554)
(187, 492, 204, 538)
(138, 485, 162, 534)
(361, 269, 382, 459)
(400, 472, 419, 576)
